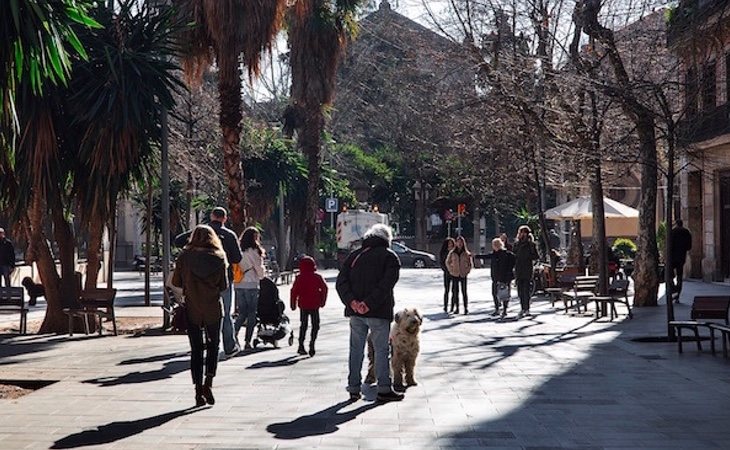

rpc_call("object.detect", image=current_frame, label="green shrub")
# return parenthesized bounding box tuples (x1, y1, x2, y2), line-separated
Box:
(612, 238, 637, 259)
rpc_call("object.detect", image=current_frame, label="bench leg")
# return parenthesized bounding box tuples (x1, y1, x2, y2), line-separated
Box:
(694, 327, 702, 352)
(677, 326, 683, 354)
(710, 328, 717, 356)
(723, 332, 728, 358)
(83, 315, 90, 335)
(98, 314, 103, 336)
(68, 314, 74, 336)
(111, 309, 118, 336)
(626, 298, 633, 319)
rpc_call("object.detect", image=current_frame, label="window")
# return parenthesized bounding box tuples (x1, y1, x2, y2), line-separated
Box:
(392, 242, 407, 254)
(701, 61, 716, 111)
(685, 67, 698, 117)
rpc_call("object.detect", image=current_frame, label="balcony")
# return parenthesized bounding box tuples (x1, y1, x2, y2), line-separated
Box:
(678, 103, 730, 145)
(667, 0, 727, 47)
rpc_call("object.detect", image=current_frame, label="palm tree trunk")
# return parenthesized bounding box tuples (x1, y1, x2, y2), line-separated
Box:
(632, 120, 659, 306)
(218, 54, 246, 234)
(303, 111, 324, 256)
(84, 215, 104, 291)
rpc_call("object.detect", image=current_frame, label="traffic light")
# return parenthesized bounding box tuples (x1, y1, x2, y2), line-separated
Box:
(457, 203, 466, 215)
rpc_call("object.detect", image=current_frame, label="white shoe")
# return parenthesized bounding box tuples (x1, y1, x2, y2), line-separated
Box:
(517, 311, 525, 319)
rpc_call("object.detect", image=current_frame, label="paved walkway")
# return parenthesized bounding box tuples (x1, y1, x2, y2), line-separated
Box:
(1, 269, 729, 449)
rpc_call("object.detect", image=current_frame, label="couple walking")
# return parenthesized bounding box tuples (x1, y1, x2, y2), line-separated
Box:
(489, 225, 539, 318)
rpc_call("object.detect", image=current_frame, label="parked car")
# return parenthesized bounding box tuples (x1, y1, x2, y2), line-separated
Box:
(391, 241, 437, 268)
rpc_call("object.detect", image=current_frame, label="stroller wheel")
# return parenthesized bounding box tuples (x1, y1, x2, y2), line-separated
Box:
(288, 333, 294, 346)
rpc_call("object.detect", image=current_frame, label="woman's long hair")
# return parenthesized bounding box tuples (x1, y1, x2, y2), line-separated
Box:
(185, 225, 226, 260)
(455, 235, 469, 254)
(240, 226, 263, 255)
(440, 237, 455, 256)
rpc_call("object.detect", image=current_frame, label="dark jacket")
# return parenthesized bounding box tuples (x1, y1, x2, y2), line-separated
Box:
(439, 246, 450, 272)
(172, 247, 228, 327)
(290, 256, 328, 310)
(670, 226, 692, 266)
(513, 239, 539, 281)
(336, 236, 401, 321)
(491, 249, 515, 284)
(0, 238, 15, 267)
(174, 220, 242, 278)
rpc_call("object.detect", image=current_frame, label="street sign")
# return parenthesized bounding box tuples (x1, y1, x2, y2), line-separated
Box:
(325, 197, 339, 213)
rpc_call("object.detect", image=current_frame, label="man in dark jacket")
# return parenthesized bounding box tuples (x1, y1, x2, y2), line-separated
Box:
(670, 220, 692, 302)
(336, 224, 403, 403)
(513, 225, 539, 317)
(175, 207, 243, 357)
(0, 228, 15, 287)
(488, 237, 516, 318)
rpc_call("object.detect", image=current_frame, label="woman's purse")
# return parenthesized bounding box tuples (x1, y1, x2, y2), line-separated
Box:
(496, 282, 511, 301)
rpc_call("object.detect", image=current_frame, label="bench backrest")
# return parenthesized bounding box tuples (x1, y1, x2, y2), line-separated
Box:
(691, 296, 730, 323)
(574, 276, 599, 292)
(609, 279, 629, 293)
(0, 287, 24, 307)
(79, 289, 117, 306)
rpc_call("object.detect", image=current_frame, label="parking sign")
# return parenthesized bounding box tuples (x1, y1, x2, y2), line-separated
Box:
(325, 197, 338, 213)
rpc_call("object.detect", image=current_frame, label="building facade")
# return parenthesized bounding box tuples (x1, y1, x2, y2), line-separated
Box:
(670, 0, 730, 281)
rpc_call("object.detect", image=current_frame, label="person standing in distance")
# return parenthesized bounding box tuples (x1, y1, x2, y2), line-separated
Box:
(670, 219, 692, 303)
(336, 224, 403, 403)
(513, 225, 539, 318)
(0, 228, 15, 287)
(175, 207, 243, 357)
(438, 238, 455, 313)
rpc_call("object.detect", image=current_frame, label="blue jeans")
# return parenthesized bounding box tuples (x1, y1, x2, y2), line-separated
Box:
(348, 316, 392, 394)
(221, 284, 237, 353)
(234, 288, 259, 345)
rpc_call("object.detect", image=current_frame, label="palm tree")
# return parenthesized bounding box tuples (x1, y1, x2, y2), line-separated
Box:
(175, 0, 287, 233)
(1, 1, 182, 333)
(285, 0, 362, 255)
(0, 0, 99, 128)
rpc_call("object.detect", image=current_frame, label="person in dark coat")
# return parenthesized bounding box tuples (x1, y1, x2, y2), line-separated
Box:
(438, 238, 455, 313)
(489, 238, 516, 318)
(172, 225, 228, 407)
(290, 256, 328, 356)
(175, 207, 243, 357)
(336, 224, 403, 403)
(0, 228, 15, 287)
(670, 219, 692, 301)
(513, 225, 539, 317)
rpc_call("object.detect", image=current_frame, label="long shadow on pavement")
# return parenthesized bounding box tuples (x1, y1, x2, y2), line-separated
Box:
(267, 400, 379, 439)
(247, 355, 305, 369)
(50, 406, 203, 448)
(0, 335, 67, 365)
(119, 352, 189, 365)
(84, 360, 188, 386)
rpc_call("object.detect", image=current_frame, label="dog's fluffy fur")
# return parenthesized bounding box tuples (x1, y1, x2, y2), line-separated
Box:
(365, 307, 422, 388)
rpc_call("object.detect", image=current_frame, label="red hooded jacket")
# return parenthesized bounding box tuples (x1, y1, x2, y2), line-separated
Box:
(290, 256, 328, 310)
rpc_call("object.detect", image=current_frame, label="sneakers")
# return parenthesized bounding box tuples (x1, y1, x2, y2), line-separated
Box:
(297, 345, 307, 355)
(490, 310, 500, 317)
(500, 310, 507, 320)
(377, 390, 404, 403)
(349, 392, 361, 402)
(517, 310, 525, 319)
(224, 345, 241, 359)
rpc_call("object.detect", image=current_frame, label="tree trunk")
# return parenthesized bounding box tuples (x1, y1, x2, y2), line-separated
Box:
(145, 177, 153, 306)
(84, 215, 104, 291)
(632, 121, 659, 306)
(590, 164, 608, 296)
(302, 110, 324, 256)
(218, 54, 246, 234)
(665, 128, 676, 339)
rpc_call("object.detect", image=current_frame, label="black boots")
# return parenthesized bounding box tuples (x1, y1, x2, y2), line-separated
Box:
(309, 341, 316, 357)
(194, 384, 205, 407)
(200, 376, 215, 405)
(297, 342, 307, 355)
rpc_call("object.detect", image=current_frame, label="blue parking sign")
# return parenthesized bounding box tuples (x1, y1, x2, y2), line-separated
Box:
(325, 197, 338, 213)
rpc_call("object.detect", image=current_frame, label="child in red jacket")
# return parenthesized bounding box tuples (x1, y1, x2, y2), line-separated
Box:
(290, 256, 328, 356)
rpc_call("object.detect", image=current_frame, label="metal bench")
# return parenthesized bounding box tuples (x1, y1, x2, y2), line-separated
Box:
(561, 276, 599, 314)
(0, 287, 27, 334)
(590, 279, 633, 321)
(64, 289, 118, 336)
(669, 296, 730, 353)
(708, 323, 730, 357)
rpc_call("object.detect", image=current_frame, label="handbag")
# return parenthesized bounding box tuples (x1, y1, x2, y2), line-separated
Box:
(496, 282, 511, 301)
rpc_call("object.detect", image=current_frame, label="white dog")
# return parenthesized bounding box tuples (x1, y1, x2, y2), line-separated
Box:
(365, 307, 423, 389)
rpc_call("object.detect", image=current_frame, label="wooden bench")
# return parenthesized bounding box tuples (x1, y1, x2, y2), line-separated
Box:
(561, 276, 599, 314)
(64, 289, 118, 336)
(590, 279, 633, 321)
(0, 287, 28, 334)
(708, 323, 730, 357)
(669, 296, 730, 353)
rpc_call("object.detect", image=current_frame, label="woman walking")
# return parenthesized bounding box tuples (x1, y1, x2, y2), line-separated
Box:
(513, 225, 539, 318)
(234, 227, 267, 350)
(490, 237, 515, 318)
(446, 236, 473, 314)
(439, 238, 455, 313)
(172, 225, 228, 406)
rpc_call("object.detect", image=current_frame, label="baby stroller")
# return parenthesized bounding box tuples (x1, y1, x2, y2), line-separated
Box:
(253, 277, 294, 348)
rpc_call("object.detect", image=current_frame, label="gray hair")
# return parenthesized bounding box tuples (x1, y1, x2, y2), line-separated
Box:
(364, 224, 393, 245)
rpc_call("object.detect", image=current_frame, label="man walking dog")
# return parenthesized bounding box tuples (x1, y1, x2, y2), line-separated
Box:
(336, 224, 403, 403)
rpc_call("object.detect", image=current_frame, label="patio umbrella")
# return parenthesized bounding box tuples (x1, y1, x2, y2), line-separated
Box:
(545, 196, 639, 220)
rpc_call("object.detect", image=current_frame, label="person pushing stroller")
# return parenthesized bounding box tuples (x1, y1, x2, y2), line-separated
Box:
(290, 256, 328, 356)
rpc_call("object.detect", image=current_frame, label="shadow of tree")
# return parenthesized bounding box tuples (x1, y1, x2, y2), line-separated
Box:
(267, 400, 380, 439)
(51, 407, 202, 448)
(247, 355, 305, 369)
(119, 352, 188, 366)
